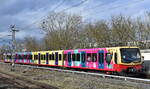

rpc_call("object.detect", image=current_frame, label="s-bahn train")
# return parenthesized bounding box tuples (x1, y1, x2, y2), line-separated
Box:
(3, 46, 143, 75)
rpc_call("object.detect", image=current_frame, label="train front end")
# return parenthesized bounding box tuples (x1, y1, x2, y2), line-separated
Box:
(116, 47, 143, 74)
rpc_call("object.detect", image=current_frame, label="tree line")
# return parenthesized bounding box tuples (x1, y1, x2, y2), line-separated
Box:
(2, 12, 150, 53)
(23, 12, 150, 51)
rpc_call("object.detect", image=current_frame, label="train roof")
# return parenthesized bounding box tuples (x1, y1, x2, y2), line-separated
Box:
(64, 46, 139, 50)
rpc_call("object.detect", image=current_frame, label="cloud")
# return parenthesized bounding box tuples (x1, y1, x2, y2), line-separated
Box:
(0, 0, 150, 43)
(82, 0, 149, 20)
(0, 0, 59, 39)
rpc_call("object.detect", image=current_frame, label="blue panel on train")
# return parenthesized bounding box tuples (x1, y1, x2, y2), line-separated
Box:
(99, 64, 104, 69)
(81, 51, 86, 68)
(98, 50, 104, 69)
(68, 52, 72, 66)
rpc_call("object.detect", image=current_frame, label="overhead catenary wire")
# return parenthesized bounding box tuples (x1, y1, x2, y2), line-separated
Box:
(59, 0, 88, 12)
(21, 0, 88, 31)
(21, 0, 144, 31)
(20, 0, 66, 30)
(83, 0, 144, 19)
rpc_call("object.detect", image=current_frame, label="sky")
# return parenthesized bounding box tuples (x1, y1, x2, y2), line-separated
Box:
(0, 0, 149, 45)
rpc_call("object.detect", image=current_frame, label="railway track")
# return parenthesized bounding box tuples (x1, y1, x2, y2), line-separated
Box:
(0, 62, 149, 84)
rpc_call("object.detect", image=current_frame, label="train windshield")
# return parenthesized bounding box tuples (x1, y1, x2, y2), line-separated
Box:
(120, 48, 141, 63)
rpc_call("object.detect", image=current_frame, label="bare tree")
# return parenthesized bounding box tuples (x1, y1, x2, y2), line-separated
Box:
(111, 15, 136, 46)
(84, 21, 111, 47)
(135, 13, 150, 48)
(40, 12, 83, 50)
(0, 45, 11, 60)
(23, 37, 40, 51)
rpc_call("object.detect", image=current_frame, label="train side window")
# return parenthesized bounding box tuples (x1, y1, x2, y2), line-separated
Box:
(27, 54, 29, 59)
(55, 53, 58, 60)
(106, 53, 112, 64)
(34, 55, 36, 60)
(8, 55, 12, 59)
(98, 53, 104, 64)
(28, 55, 30, 59)
(15, 54, 18, 59)
(41, 55, 45, 60)
(29, 54, 32, 59)
(41, 55, 43, 60)
(52, 54, 54, 60)
(25, 55, 28, 59)
(22, 55, 25, 59)
(114, 53, 117, 64)
(76, 53, 80, 61)
(49, 54, 51, 60)
(72, 54, 75, 61)
(34, 55, 37, 60)
(68, 53, 71, 62)
(24, 55, 27, 59)
(6, 55, 8, 59)
(44, 55, 46, 60)
(92, 53, 97, 62)
(30, 54, 33, 59)
(22, 55, 24, 59)
(34, 55, 38, 60)
(23, 55, 25, 59)
(17, 55, 19, 59)
(36, 55, 38, 59)
(81, 53, 86, 62)
(64, 54, 67, 61)
(7, 55, 11, 59)
(59, 54, 62, 60)
(21, 55, 23, 59)
(18, 55, 22, 59)
(87, 53, 91, 62)
(46, 53, 49, 60)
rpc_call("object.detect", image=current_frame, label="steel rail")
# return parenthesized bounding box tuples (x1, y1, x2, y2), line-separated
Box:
(0, 62, 150, 84)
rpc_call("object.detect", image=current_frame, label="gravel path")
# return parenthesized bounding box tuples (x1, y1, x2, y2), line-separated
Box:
(0, 63, 150, 89)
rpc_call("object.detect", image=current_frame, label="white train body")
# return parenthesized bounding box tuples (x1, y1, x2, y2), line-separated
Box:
(141, 50, 150, 74)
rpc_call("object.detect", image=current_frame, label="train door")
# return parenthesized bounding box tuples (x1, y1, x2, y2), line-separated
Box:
(55, 52, 58, 65)
(15, 54, 18, 63)
(23, 53, 26, 63)
(68, 52, 72, 66)
(29, 54, 32, 63)
(26, 54, 28, 63)
(58, 54, 63, 66)
(98, 50, 104, 69)
(46, 53, 49, 65)
(26, 54, 29, 63)
(92, 53, 97, 68)
(81, 51, 86, 67)
(106, 52, 113, 69)
(38, 53, 41, 64)
(34, 54, 38, 64)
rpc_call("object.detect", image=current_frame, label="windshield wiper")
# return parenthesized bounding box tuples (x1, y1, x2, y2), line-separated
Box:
(123, 58, 132, 63)
(132, 58, 140, 63)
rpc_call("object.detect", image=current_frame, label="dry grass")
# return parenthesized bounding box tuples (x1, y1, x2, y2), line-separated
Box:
(0, 63, 149, 89)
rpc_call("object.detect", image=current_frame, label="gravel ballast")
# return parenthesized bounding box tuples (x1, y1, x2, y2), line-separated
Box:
(0, 63, 150, 89)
